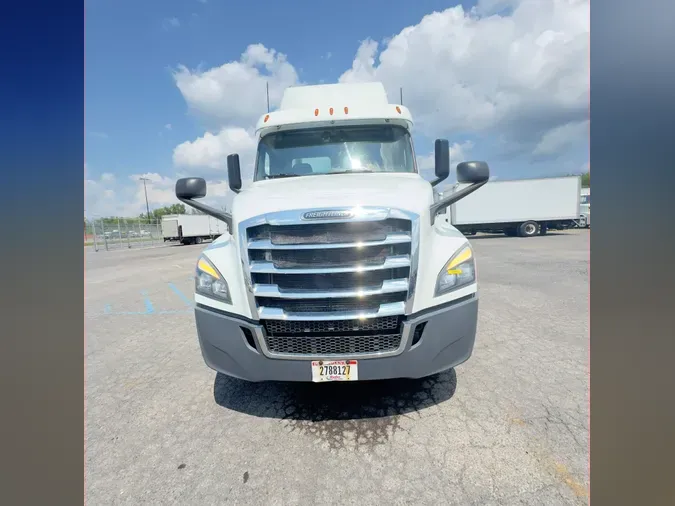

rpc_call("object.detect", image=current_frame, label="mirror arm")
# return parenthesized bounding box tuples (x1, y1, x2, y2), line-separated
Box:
(177, 197, 233, 234)
(430, 176, 446, 187)
(429, 180, 488, 225)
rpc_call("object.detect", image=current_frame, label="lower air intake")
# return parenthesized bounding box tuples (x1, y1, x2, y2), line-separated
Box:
(263, 316, 401, 336)
(265, 334, 402, 356)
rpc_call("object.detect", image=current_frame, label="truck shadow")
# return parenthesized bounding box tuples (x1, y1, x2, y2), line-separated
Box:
(213, 369, 457, 449)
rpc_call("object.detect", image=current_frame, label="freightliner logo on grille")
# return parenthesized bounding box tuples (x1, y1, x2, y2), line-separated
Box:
(302, 210, 355, 220)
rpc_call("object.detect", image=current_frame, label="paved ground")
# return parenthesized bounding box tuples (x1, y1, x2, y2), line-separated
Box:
(85, 230, 589, 505)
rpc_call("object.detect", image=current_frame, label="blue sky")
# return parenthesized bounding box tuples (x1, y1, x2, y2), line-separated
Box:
(85, 0, 589, 217)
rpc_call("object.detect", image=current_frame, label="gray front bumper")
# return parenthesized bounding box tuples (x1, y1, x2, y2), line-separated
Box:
(194, 296, 478, 382)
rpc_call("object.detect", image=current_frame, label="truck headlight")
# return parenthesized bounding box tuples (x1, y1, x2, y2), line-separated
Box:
(435, 245, 476, 296)
(195, 255, 232, 304)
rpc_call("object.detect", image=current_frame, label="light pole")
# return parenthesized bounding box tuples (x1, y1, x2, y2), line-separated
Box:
(139, 177, 151, 219)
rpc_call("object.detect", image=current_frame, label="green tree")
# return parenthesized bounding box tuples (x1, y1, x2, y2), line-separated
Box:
(138, 203, 186, 221)
(581, 172, 590, 188)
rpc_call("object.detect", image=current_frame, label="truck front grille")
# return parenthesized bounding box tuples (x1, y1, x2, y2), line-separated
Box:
(263, 316, 403, 356)
(242, 210, 416, 358)
(263, 316, 402, 335)
(265, 334, 402, 356)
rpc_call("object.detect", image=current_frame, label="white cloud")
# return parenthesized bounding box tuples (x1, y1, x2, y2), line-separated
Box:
(173, 44, 300, 125)
(172, 127, 257, 179)
(162, 17, 180, 30)
(532, 119, 588, 158)
(339, 0, 589, 152)
(130, 173, 180, 211)
(85, 171, 237, 218)
(164, 123, 172, 130)
(85, 175, 132, 217)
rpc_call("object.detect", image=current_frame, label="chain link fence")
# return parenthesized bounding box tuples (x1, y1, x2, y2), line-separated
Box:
(85, 218, 169, 252)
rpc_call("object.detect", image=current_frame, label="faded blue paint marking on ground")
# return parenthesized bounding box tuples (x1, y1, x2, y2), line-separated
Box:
(168, 282, 193, 307)
(101, 309, 192, 316)
(141, 291, 154, 314)
(103, 305, 112, 315)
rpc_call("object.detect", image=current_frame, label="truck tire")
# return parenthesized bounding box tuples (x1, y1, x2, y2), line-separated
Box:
(518, 221, 539, 237)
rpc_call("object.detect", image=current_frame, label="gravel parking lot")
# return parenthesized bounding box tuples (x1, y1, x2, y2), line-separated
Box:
(85, 230, 589, 505)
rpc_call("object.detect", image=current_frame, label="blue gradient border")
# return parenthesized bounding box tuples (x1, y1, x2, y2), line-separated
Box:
(0, 2, 84, 505)
(590, 0, 675, 504)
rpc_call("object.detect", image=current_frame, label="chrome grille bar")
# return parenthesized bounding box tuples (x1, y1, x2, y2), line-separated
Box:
(249, 255, 410, 274)
(247, 233, 411, 250)
(257, 302, 406, 321)
(253, 279, 409, 298)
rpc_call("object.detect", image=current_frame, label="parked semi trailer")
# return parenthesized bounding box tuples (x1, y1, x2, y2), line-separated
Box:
(174, 81, 491, 383)
(161, 214, 227, 245)
(438, 176, 581, 237)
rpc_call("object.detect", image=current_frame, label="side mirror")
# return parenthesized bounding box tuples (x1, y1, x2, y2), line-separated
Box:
(175, 177, 207, 199)
(456, 161, 490, 184)
(429, 160, 491, 225)
(175, 177, 233, 233)
(431, 139, 450, 187)
(227, 154, 242, 193)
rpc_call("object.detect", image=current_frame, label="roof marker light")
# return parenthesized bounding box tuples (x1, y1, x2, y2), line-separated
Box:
(396, 106, 402, 114)
(263, 114, 270, 123)
(329, 107, 334, 115)
(344, 106, 349, 114)
(314, 108, 319, 116)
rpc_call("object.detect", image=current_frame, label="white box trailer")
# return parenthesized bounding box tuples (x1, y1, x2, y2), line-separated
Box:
(440, 175, 582, 237)
(161, 214, 228, 245)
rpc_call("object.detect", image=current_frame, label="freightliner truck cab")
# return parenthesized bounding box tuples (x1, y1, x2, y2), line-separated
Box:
(175, 82, 490, 383)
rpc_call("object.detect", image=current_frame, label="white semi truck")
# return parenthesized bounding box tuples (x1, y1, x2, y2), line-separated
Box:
(437, 176, 582, 237)
(161, 214, 227, 245)
(175, 82, 491, 383)
(579, 187, 590, 228)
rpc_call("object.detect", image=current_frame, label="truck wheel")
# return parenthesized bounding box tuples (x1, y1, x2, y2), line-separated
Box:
(196, 237, 203, 244)
(518, 221, 539, 237)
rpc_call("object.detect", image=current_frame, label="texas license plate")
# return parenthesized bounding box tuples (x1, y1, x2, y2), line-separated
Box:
(311, 360, 358, 382)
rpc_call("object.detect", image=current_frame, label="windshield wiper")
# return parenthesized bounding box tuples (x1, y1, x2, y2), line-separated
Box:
(266, 173, 300, 179)
(325, 169, 375, 175)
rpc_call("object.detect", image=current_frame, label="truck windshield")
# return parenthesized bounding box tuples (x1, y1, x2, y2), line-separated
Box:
(254, 124, 416, 180)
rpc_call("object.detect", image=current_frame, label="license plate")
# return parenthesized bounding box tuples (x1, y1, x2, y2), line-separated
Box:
(311, 360, 358, 382)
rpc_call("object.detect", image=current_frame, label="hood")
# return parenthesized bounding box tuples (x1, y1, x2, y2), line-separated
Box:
(231, 172, 434, 224)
